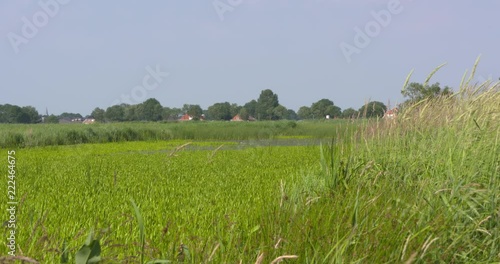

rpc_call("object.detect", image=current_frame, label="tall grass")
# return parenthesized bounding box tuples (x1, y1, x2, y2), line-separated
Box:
(278, 67, 499, 262)
(0, 120, 360, 148)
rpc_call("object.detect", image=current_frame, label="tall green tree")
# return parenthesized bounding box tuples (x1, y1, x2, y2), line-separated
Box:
(105, 105, 125, 122)
(14, 106, 30, 123)
(21, 106, 40, 123)
(139, 98, 163, 121)
(0, 104, 39, 123)
(207, 102, 232, 120)
(238, 108, 249, 120)
(59, 112, 82, 119)
(256, 89, 279, 120)
(358, 101, 386, 118)
(297, 106, 312, 120)
(325, 105, 342, 118)
(244, 100, 257, 118)
(286, 109, 298, 120)
(341, 108, 359, 119)
(162, 107, 182, 121)
(402, 82, 453, 103)
(311, 99, 341, 119)
(91, 107, 105, 122)
(272, 105, 288, 120)
(184, 104, 203, 120)
(123, 104, 137, 121)
(45, 114, 59, 123)
(181, 104, 190, 114)
(229, 103, 241, 117)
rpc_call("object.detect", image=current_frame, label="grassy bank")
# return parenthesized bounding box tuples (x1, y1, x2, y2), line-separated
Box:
(0, 120, 360, 148)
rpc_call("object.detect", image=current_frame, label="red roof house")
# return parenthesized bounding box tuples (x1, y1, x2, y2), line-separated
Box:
(383, 108, 398, 119)
(179, 114, 193, 121)
(231, 114, 244, 121)
(178, 114, 205, 121)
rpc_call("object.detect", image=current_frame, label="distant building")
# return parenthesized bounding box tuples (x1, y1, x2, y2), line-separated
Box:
(82, 118, 95, 124)
(231, 114, 256, 121)
(59, 117, 85, 124)
(384, 108, 398, 119)
(179, 114, 193, 121)
(179, 114, 205, 121)
(231, 114, 244, 121)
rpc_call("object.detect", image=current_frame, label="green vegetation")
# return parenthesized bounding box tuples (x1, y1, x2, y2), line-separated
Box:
(0, 67, 498, 262)
(0, 120, 359, 148)
(298, 99, 342, 120)
(0, 105, 39, 124)
(357, 101, 387, 118)
(401, 63, 453, 104)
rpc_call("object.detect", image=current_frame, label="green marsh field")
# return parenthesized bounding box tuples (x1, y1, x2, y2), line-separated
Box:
(1, 86, 499, 263)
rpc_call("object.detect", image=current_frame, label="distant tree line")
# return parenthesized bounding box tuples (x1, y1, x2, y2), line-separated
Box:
(1, 81, 459, 123)
(91, 89, 389, 122)
(0, 104, 39, 123)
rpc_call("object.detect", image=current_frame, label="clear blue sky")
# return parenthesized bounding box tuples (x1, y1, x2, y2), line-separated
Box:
(1, 0, 498, 116)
